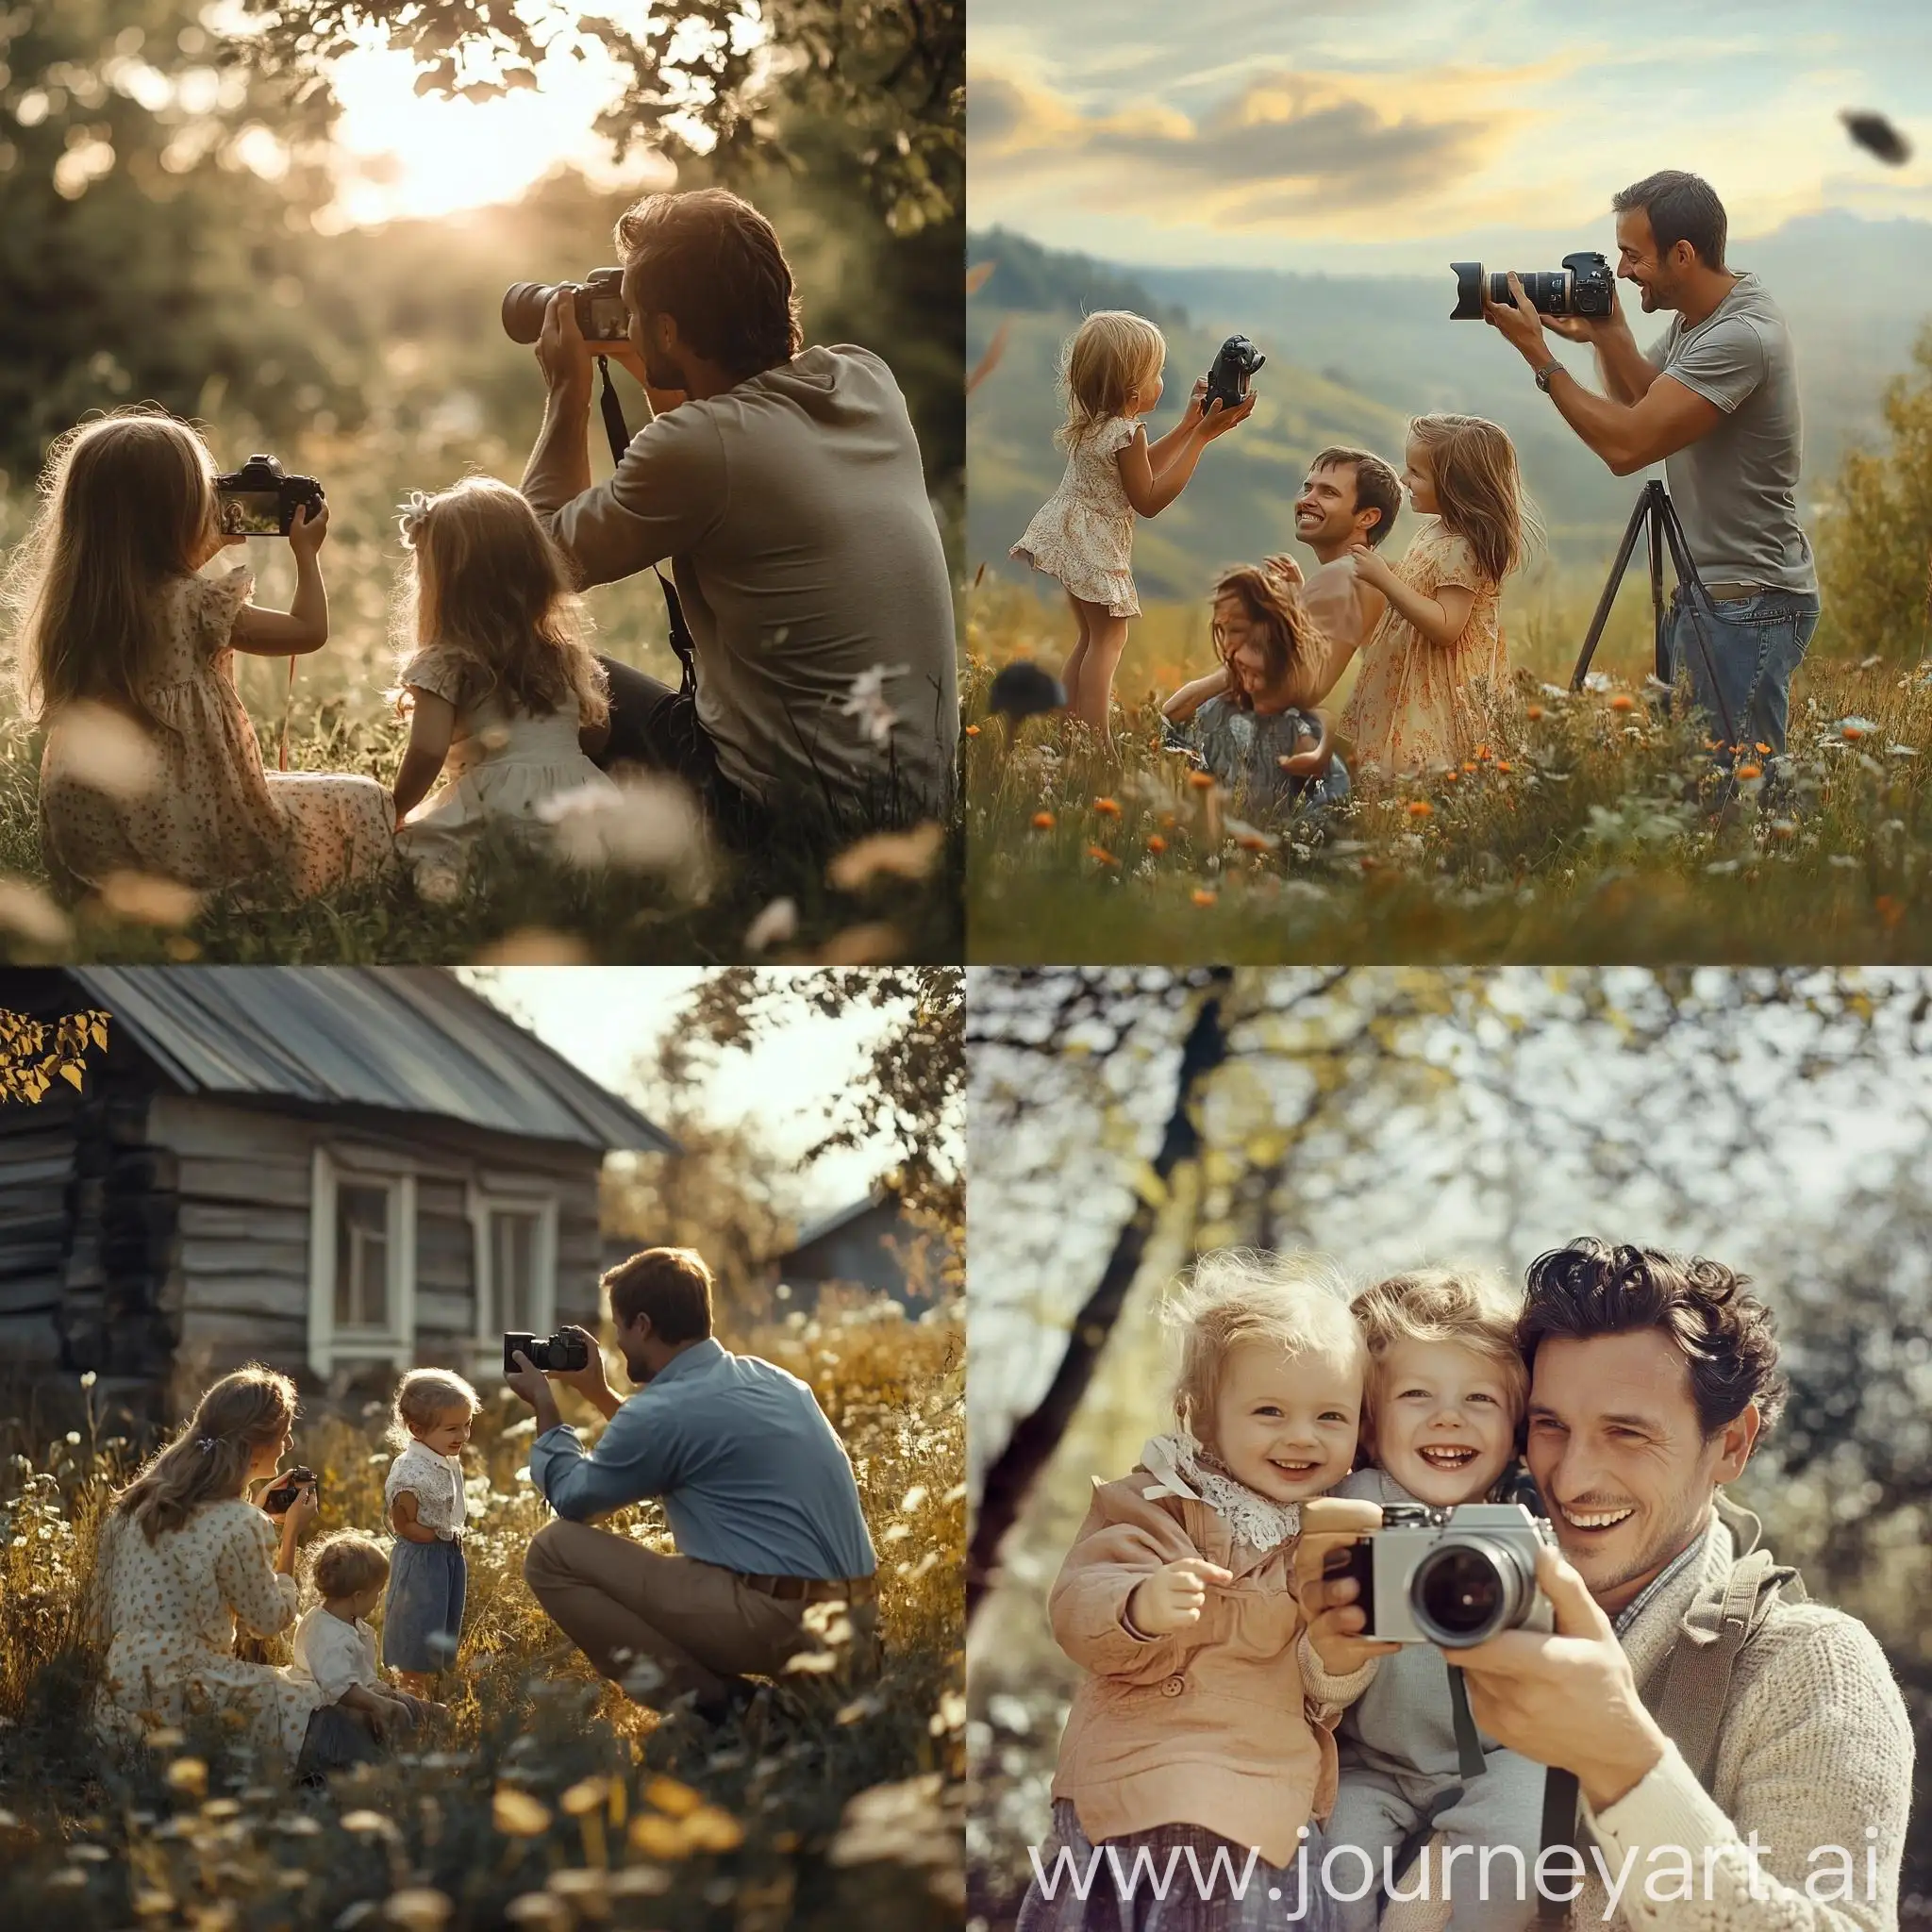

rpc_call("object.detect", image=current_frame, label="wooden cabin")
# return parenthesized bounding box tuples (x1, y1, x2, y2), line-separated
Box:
(0, 967, 673, 1428)
(768, 1186, 952, 1314)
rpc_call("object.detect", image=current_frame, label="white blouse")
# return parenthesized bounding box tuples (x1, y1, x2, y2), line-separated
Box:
(291, 1606, 381, 1703)
(384, 1441, 467, 1540)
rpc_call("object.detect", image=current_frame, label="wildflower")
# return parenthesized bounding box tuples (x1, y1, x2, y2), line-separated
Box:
(384, 1891, 454, 1930)
(1407, 801, 1433, 819)
(503, 1899, 570, 1931)
(1609, 692, 1635, 712)
(627, 1816, 689, 1861)
(1737, 763, 1762, 781)
(491, 1789, 553, 1838)
(964, 724, 980, 737)
(0, 879, 71, 948)
(1755, 741, 1772, 755)
(164, 1758, 208, 1800)
(98, 872, 202, 927)
(743, 898, 799, 954)
(827, 822, 944, 889)
(1840, 715, 1879, 741)
(542, 774, 709, 890)
(1030, 811, 1056, 830)
(836, 663, 910, 745)
(643, 1776, 703, 1819)
(1092, 796, 1122, 817)
(1085, 844, 1119, 867)
(1876, 894, 1905, 928)
(1495, 760, 1513, 774)
(1146, 834, 1167, 854)
(1224, 819, 1279, 853)
(1191, 889, 1216, 907)
(681, 1807, 745, 1853)
(1187, 771, 1216, 791)
(1525, 704, 1545, 722)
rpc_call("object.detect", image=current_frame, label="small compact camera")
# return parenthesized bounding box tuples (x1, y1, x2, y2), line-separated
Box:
(1325, 1501, 1557, 1647)
(1203, 333, 1265, 414)
(1450, 250, 1616, 322)
(214, 455, 325, 538)
(501, 267, 629, 347)
(504, 1329, 591, 1376)
(261, 1466, 319, 1515)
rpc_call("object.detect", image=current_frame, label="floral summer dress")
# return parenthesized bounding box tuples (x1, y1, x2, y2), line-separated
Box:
(95, 1500, 330, 1774)
(391, 642, 617, 895)
(1010, 414, 1142, 617)
(38, 565, 395, 901)
(1341, 519, 1507, 774)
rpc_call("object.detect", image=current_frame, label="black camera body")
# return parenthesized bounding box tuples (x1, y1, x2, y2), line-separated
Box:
(1326, 1501, 1556, 1647)
(1203, 334, 1265, 414)
(214, 455, 324, 538)
(261, 1466, 319, 1515)
(501, 268, 629, 347)
(504, 1329, 591, 1376)
(1450, 250, 1615, 322)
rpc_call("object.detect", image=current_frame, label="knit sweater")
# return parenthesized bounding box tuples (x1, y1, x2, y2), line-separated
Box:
(1372, 1507, 1912, 1932)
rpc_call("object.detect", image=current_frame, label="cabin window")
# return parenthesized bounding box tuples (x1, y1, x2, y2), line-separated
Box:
(470, 1190, 558, 1351)
(308, 1150, 416, 1377)
(489, 1208, 540, 1330)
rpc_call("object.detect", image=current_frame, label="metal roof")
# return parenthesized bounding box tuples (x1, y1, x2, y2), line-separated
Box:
(783, 1186, 898, 1257)
(68, 967, 675, 1153)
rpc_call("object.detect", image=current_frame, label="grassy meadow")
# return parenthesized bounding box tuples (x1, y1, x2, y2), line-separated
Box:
(0, 1296, 965, 1930)
(965, 558, 1932, 963)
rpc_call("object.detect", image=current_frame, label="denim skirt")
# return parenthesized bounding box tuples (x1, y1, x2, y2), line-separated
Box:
(382, 1535, 466, 1674)
(1014, 1799, 1341, 1932)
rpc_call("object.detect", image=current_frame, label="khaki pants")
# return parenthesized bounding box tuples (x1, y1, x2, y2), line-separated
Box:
(525, 1519, 820, 1707)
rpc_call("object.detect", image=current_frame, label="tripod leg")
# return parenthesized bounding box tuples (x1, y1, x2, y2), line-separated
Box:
(1570, 489, 1655, 691)
(1656, 497, 1740, 751)
(1649, 499, 1666, 689)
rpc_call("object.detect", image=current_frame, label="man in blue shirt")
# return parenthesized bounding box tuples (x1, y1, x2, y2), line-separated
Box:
(510, 1245, 878, 1721)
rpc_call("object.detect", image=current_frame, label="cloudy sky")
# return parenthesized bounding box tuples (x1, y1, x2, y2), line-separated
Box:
(970, 0, 1932, 272)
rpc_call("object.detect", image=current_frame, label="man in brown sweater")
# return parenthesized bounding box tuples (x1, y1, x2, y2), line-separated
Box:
(520, 188, 958, 840)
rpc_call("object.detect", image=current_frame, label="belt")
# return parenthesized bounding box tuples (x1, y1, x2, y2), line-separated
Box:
(736, 1571, 877, 1604)
(1697, 581, 1771, 602)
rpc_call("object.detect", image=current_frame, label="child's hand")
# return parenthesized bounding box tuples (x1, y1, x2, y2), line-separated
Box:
(1278, 746, 1326, 778)
(1194, 392, 1257, 441)
(1261, 553, 1304, 589)
(288, 501, 329, 558)
(1125, 1557, 1233, 1637)
(1347, 542, 1394, 592)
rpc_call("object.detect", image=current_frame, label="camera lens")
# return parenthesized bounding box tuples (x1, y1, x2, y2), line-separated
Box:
(502, 282, 558, 345)
(1449, 262, 1486, 321)
(1410, 1539, 1534, 1646)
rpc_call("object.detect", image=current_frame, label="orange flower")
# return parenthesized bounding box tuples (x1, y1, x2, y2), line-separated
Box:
(1755, 741, 1771, 755)
(1525, 704, 1545, 722)
(1495, 759, 1513, 774)
(1461, 762, 1477, 774)
(1737, 762, 1762, 781)
(1161, 812, 1178, 829)
(1147, 834, 1168, 854)
(1407, 800, 1434, 818)
(1093, 796, 1122, 817)
(965, 724, 981, 738)
(1030, 811, 1056, 830)
(1444, 769, 1460, 783)
(1876, 894, 1905, 929)
(1187, 771, 1217, 791)
(1609, 693, 1635, 713)
(1843, 723, 1868, 741)
(1086, 843, 1119, 866)
(1191, 888, 1217, 907)
(1474, 744, 1492, 761)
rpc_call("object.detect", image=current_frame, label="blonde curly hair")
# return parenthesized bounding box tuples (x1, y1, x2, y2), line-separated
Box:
(1056, 310, 1167, 451)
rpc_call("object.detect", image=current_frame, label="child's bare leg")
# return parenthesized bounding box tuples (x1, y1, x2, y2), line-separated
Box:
(1073, 608, 1130, 732)
(1059, 591, 1092, 718)
(394, 1670, 437, 1700)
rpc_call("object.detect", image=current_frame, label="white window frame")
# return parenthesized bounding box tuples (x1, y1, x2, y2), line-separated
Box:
(468, 1186, 559, 1355)
(308, 1147, 417, 1379)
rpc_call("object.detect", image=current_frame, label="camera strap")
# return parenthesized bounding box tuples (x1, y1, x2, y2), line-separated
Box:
(1443, 1661, 1487, 1781)
(596, 357, 698, 699)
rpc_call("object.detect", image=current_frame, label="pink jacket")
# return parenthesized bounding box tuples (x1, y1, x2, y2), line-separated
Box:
(1045, 1456, 1345, 1867)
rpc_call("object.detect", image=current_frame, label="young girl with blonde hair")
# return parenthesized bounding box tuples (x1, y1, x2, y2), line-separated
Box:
(1162, 562, 1350, 817)
(1341, 414, 1542, 774)
(93, 1365, 332, 1774)
(1011, 311, 1255, 733)
(5, 407, 394, 901)
(390, 477, 616, 894)
(1016, 1250, 1370, 1931)
(381, 1366, 480, 1697)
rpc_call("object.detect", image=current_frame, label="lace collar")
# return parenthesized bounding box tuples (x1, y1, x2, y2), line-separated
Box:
(1137, 1430, 1302, 1553)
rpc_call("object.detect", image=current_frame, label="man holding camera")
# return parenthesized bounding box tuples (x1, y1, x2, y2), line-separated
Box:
(508, 1246, 878, 1724)
(1299, 1239, 1910, 1931)
(1482, 171, 1818, 758)
(520, 186, 958, 837)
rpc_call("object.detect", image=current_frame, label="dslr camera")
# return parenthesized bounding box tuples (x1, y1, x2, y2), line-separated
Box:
(1203, 334, 1265, 414)
(1325, 1501, 1556, 1647)
(261, 1466, 319, 1515)
(502, 268, 629, 347)
(1450, 251, 1615, 322)
(214, 455, 325, 538)
(504, 1329, 591, 1376)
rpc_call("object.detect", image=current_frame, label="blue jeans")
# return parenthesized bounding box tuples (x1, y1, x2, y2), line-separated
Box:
(1662, 586, 1820, 758)
(382, 1536, 466, 1674)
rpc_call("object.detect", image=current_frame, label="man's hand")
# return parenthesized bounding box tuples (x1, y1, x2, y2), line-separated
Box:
(1484, 271, 1553, 365)
(505, 1350, 563, 1434)
(537, 287, 595, 398)
(551, 1325, 617, 1410)
(1452, 1546, 1669, 1812)
(1125, 1557, 1233, 1636)
(1291, 1497, 1398, 1677)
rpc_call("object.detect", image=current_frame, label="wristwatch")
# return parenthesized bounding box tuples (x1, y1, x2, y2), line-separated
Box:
(1534, 358, 1563, 393)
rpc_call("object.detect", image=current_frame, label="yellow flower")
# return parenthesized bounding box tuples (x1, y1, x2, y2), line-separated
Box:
(491, 1789, 553, 1838)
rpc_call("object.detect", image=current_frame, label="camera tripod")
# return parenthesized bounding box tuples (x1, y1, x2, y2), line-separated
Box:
(1568, 479, 1738, 752)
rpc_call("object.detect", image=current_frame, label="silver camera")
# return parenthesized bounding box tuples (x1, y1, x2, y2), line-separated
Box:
(1328, 1501, 1557, 1647)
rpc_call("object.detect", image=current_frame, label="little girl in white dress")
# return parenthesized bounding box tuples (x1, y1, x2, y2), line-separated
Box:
(1010, 310, 1254, 733)
(390, 476, 618, 897)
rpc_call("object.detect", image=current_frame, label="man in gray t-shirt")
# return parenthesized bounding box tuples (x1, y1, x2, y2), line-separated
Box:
(1481, 170, 1819, 756)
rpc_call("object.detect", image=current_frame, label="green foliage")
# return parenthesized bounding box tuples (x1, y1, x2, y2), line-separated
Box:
(966, 226, 1186, 326)
(1816, 325, 1932, 662)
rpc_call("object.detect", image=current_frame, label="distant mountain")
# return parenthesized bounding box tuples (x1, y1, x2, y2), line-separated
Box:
(969, 211, 1932, 602)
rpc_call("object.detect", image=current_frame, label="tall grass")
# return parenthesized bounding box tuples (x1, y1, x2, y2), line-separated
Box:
(965, 569, 1932, 963)
(0, 1296, 965, 1929)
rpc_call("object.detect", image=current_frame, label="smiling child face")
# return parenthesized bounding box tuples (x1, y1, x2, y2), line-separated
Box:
(1401, 435, 1440, 516)
(1369, 1337, 1516, 1507)
(1208, 1339, 1361, 1504)
(417, 1406, 474, 1458)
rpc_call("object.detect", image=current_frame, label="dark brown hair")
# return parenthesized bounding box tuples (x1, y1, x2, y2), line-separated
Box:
(615, 188, 802, 379)
(1210, 563, 1330, 711)
(1611, 170, 1728, 269)
(1309, 446, 1402, 550)
(1519, 1238, 1786, 1435)
(603, 1246, 714, 1344)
